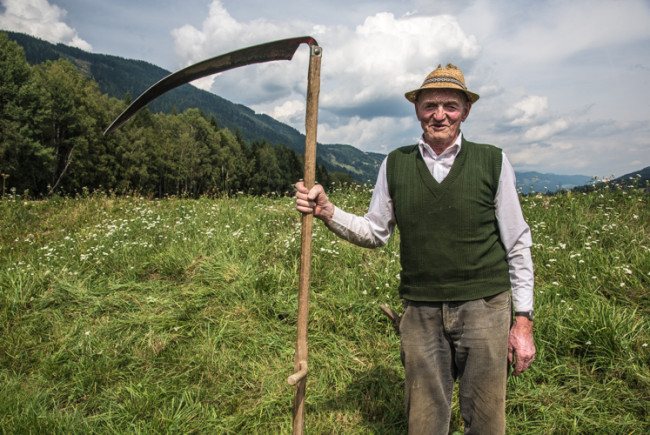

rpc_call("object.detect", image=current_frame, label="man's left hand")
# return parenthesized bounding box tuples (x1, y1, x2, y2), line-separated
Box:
(508, 317, 536, 376)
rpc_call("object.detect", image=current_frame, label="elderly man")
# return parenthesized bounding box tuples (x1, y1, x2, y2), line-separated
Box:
(296, 64, 535, 434)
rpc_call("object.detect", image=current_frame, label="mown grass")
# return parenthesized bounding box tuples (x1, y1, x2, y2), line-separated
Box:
(1, 181, 648, 434)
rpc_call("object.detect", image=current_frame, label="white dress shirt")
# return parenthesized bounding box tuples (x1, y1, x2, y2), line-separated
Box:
(326, 133, 535, 311)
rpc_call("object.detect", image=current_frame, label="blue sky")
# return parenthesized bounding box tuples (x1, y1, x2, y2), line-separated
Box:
(2, 0, 649, 178)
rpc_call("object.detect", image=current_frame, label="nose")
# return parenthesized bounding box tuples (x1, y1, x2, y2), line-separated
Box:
(432, 107, 446, 121)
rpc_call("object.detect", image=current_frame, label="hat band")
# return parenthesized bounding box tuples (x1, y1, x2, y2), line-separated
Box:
(422, 76, 466, 89)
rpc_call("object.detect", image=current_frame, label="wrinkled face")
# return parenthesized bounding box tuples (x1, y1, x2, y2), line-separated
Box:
(415, 89, 471, 151)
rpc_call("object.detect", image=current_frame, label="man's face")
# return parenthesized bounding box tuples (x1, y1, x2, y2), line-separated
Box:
(415, 89, 471, 151)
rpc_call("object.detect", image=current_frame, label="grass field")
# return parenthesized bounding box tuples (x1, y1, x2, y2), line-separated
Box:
(1, 180, 648, 434)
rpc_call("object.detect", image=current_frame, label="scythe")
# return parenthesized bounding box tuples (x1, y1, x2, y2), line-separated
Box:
(104, 36, 321, 435)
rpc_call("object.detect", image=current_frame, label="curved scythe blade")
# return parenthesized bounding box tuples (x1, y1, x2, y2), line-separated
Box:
(104, 36, 318, 135)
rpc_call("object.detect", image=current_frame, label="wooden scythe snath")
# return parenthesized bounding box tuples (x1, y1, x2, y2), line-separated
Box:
(286, 43, 321, 435)
(104, 36, 322, 434)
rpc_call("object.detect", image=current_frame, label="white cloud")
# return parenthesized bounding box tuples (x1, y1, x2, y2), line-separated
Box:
(258, 99, 305, 126)
(498, 95, 570, 142)
(463, 0, 650, 64)
(506, 96, 549, 126)
(0, 0, 92, 51)
(171, 0, 309, 93)
(319, 12, 480, 113)
(170, 1, 480, 153)
(523, 119, 569, 143)
(508, 141, 577, 169)
(502, 116, 650, 176)
(476, 83, 502, 99)
(318, 115, 416, 154)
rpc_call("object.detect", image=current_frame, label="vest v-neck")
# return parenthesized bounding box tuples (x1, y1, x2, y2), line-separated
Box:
(415, 143, 467, 198)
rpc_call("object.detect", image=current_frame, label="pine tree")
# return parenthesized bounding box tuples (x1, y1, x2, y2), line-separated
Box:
(0, 32, 53, 194)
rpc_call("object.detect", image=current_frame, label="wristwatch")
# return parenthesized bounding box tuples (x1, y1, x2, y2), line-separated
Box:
(514, 310, 535, 321)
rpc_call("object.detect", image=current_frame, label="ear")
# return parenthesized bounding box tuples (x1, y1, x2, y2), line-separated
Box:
(461, 102, 472, 122)
(414, 102, 422, 121)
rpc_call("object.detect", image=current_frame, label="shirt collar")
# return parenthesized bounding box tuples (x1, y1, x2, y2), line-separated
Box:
(418, 133, 463, 158)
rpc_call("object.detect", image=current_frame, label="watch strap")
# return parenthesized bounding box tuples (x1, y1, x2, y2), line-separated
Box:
(514, 310, 535, 321)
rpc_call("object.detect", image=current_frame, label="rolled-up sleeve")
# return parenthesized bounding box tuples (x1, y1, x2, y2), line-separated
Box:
(326, 158, 396, 248)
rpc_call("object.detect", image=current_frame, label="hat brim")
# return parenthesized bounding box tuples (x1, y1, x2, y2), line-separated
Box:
(405, 83, 480, 104)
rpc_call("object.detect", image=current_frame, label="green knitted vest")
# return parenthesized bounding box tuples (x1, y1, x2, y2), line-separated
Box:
(387, 138, 510, 302)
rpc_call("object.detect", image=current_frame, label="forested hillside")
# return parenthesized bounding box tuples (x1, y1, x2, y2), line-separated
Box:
(6, 31, 384, 184)
(5, 31, 644, 194)
(0, 32, 346, 197)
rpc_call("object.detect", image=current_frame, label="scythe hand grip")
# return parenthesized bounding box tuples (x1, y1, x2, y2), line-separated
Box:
(287, 360, 308, 386)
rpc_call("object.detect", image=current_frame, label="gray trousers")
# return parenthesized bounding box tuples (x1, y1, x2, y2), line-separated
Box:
(400, 290, 511, 435)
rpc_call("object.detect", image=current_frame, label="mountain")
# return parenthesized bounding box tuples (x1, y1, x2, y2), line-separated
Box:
(515, 171, 593, 194)
(6, 31, 384, 183)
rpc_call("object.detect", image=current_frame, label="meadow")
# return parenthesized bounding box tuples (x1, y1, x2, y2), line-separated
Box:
(1, 180, 648, 434)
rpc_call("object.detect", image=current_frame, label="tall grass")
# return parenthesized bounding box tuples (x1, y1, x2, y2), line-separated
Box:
(1, 181, 648, 434)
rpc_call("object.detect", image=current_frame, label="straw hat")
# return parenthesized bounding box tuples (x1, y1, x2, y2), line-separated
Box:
(404, 63, 480, 104)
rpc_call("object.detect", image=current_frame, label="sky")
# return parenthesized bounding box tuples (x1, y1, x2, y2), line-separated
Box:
(1, 0, 649, 178)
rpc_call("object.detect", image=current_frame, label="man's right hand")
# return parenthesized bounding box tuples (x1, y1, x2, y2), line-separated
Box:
(295, 182, 335, 224)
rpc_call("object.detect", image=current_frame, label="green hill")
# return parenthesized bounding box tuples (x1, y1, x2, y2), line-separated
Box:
(615, 166, 650, 186)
